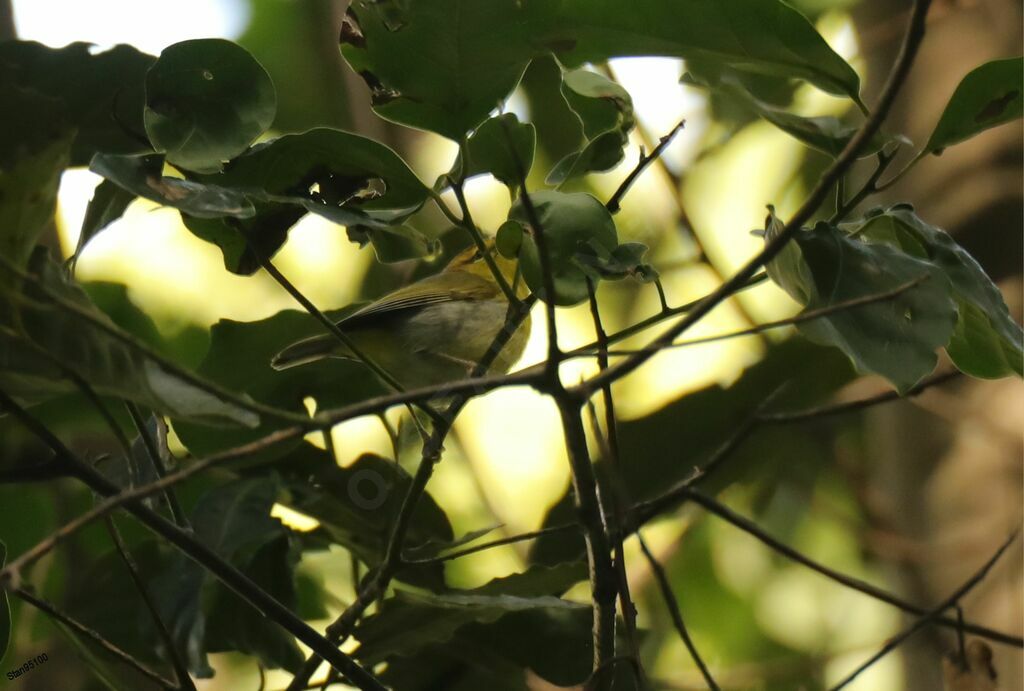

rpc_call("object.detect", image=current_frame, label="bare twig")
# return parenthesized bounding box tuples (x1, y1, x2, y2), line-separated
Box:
(14, 586, 178, 690)
(637, 533, 719, 690)
(758, 370, 962, 424)
(606, 119, 685, 213)
(829, 531, 1018, 690)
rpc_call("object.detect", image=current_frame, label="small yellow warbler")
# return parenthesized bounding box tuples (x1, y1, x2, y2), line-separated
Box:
(271, 243, 531, 389)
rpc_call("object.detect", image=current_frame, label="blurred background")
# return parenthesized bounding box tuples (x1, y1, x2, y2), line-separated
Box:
(0, 0, 1020, 689)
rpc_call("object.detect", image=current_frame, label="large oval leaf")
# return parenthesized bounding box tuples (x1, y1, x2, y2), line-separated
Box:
(144, 39, 276, 173)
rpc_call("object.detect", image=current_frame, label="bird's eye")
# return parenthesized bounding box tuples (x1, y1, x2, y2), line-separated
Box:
(471, 250, 484, 261)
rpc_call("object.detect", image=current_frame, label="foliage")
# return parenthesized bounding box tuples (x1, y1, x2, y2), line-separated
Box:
(0, 3, 1021, 691)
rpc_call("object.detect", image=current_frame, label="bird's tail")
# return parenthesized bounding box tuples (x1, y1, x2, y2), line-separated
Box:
(271, 335, 343, 370)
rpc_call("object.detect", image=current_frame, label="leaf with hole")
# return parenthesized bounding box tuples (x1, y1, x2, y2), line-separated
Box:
(144, 39, 276, 173)
(924, 57, 1023, 155)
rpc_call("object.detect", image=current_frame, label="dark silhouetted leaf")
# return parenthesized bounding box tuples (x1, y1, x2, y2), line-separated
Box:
(74, 180, 136, 264)
(924, 57, 1023, 155)
(279, 446, 452, 588)
(0, 542, 9, 666)
(0, 249, 260, 426)
(153, 477, 300, 677)
(144, 39, 276, 172)
(0, 41, 155, 165)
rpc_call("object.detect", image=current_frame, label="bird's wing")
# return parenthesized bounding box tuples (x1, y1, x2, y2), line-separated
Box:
(340, 271, 498, 326)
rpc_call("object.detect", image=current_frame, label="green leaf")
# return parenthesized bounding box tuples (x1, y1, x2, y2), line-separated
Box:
(683, 70, 902, 158)
(572, 242, 659, 284)
(448, 113, 536, 192)
(766, 221, 957, 393)
(0, 41, 155, 165)
(848, 204, 1023, 378)
(279, 446, 453, 589)
(507, 191, 619, 306)
(182, 127, 430, 274)
(547, 0, 863, 103)
(924, 57, 1023, 155)
(547, 68, 635, 184)
(144, 39, 276, 173)
(0, 81, 74, 275)
(340, 0, 862, 139)
(340, 0, 541, 139)
(74, 180, 136, 265)
(153, 477, 300, 677)
(0, 249, 260, 426)
(355, 563, 587, 665)
(172, 309, 384, 460)
(90, 153, 256, 218)
(0, 541, 9, 667)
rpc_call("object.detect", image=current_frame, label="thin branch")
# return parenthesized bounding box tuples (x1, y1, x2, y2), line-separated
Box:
(639, 486, 1023, 649)
(758, 370, 961, 424)
(606, 119, 685, 213)
(14, 586, 178, 690)
(449, 174, 520, 305)
(829, 531, 1019, 690)
(105, 517, 196, 691)
(578, 0, 935, 397)
(604, 276, 928, 356)
(830, 147, 901, 223)
(0, 389, 384, 691)
(637, 533, 719, 691)
(232, 220, 436, 425)
(586, 282, 645, 686)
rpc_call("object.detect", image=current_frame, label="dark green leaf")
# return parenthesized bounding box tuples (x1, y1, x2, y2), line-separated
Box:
(573, 242, 659, 283)
(341, 1, 541, 139)
(279, 446, 452, 588)
(90, 153, 256, 218)
(153, 477, 299, 677)
(848, 204, 1023, 378)
(0, 249, 260, 426)
(0, 41, 155, 165)
(684, 70, 903, 158)
(172, 309, 383, 460)
(182, 127, 430, 273)
(547, 0, 863, 103)
(340, 0, 862, 139)
(448, 114, 536, 192)
(496, 220, 524, 258)
(355, 563, 587, 664)
(74, 180, 136, 264)
(0, 82, 74, 274)
(144, 39, 276, 173)
(924, 57, 1023, 155)
(0, 541, 9, 666)
(508, 191, 619, 305)
(547, 69, 634, 184)
(767, 221, 957, 392)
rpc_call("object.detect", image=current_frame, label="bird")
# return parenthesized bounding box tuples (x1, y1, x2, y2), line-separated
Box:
(270, 242, 531, 390)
